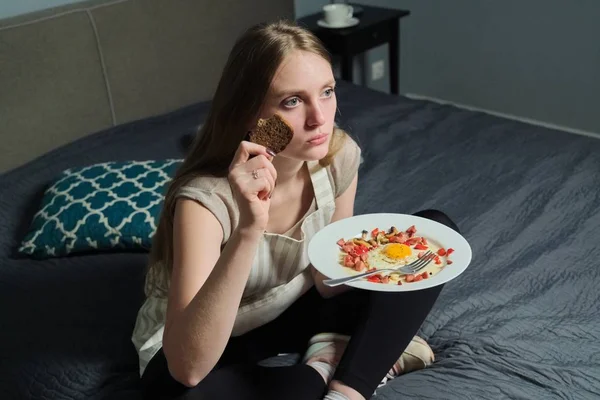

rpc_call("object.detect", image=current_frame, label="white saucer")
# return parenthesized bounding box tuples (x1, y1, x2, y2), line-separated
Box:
(317, 17, 359, 29)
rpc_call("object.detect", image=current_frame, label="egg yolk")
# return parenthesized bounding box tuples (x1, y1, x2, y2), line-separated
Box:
(384, 243, 412, 259)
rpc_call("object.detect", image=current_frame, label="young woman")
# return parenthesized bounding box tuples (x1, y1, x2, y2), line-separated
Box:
(132, 20, 460, 400)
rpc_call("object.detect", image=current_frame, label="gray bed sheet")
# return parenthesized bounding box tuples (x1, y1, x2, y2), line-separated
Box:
(1, 82, 599, 399)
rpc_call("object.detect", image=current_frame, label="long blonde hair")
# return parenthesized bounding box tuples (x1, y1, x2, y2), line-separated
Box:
(146, 20, 349, 296)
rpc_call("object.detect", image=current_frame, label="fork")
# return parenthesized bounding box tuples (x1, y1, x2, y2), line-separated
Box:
(322, 251, 435, 287)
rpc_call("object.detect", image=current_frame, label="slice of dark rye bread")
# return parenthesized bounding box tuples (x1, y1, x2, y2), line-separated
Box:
(248, 113, 294, 154)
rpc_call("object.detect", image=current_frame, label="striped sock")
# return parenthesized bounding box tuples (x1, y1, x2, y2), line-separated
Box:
(323, 389, 351, 400)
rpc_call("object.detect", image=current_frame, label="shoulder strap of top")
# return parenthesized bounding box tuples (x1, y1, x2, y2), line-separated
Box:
(306, 160, 335, 209)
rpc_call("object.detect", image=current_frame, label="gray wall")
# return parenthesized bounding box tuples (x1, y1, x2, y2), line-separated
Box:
(0, 0, 88, 19)
(296, 0, 600, 134)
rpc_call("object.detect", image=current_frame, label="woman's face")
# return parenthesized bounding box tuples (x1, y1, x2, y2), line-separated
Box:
(261, 50, 337, 161)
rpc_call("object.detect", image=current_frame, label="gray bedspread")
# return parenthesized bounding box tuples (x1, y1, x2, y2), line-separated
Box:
(1, 82, 599, 399)
(341, 89, 600, 400)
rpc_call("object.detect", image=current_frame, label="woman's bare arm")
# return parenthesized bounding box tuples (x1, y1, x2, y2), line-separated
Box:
(162, 199, 262, 387)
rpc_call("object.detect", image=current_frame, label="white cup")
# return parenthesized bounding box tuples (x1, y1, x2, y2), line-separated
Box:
(323, 4, 354, 27)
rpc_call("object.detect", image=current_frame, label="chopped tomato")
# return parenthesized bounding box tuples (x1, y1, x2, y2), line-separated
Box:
(446, 248, 455, 256)
(420, 237, 428, 245)
(405, 274, 415, 282)
(414, 243, 428, 250)
(437, 248, 447, 256)
(353, 245, 369, 255)
(371, 228, 379, 237)
(447, 259, 453, 265)
(360, 253, 368, 261)
(337, 239, 346, 247)
(421, 272, 429, 279)
(406, 225, 417, 237)
(435, 255, 442, 265)
(380, 276, 390, 284)
(414, 275, 424, 282)
(389, 235, 402, 243)
(367, 273, 383, 283)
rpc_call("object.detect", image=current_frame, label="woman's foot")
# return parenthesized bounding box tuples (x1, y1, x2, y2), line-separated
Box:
(303, 333, 434, 388)
(302, 333, 350, 383)
(378, 335, 435, 389)
(328, 381, 365, 400)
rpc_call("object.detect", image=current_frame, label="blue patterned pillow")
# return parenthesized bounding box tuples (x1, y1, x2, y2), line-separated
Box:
(19, 159, 183, 258)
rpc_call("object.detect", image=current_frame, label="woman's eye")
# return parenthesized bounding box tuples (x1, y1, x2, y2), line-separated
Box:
(284, 97, 300, 107)
(323, 88, 334, 97)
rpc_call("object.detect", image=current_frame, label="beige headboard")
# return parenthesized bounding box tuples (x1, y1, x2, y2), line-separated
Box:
(0, 0, 294, 173)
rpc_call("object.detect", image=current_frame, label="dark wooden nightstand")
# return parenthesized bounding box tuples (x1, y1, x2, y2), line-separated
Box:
(297, 4, 410, 94)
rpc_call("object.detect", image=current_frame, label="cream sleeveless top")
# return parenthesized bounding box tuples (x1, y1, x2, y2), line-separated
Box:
(231, 160, 336, 334)
(131, 137, 361, 376)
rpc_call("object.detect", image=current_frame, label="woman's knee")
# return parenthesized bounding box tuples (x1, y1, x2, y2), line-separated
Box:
(413, 209, 460, 233)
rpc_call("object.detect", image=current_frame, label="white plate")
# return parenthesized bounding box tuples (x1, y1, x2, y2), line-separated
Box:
(308, 213, 472, 292)
(317, 17, 360, 29)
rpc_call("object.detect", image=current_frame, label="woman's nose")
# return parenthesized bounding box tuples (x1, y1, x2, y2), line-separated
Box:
(306, 103, 326, 127)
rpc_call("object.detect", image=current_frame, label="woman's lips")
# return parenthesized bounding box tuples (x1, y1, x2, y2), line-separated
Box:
(307, 133, 328, 146)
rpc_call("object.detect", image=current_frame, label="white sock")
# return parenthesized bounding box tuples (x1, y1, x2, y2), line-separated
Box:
(307, 360, 335, 383)
(323, 389, 351, 400)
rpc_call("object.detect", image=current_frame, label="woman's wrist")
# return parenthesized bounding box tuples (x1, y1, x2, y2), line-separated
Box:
(232, 225, 264, 242)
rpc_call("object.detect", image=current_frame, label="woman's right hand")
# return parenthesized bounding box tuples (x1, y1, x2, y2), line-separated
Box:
(228, 141, 277, 236)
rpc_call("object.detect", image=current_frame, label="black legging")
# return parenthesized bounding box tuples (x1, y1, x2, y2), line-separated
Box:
(140, 209, 460, 400)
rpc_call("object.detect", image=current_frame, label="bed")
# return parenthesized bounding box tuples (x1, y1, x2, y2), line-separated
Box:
(2, 1, 600, 399)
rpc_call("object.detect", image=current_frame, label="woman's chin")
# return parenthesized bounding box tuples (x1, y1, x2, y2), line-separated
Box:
(302, 146, 330, 161)
(306, 139, 332, 159)
(279, 141, 332, 162)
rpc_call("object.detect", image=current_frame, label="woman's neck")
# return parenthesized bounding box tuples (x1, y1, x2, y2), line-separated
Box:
(272, 156, 306, 186)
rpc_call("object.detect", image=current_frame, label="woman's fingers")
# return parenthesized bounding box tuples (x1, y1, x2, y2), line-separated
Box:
(230, 141, 275, 171)
(247, 155, 277, 182)
(247, 168, 275, 200)
(228, 140, 278, 202)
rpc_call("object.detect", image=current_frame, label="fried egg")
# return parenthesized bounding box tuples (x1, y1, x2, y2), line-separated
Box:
(384, 243, 412, 259)
(367, 243, 418, 268)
